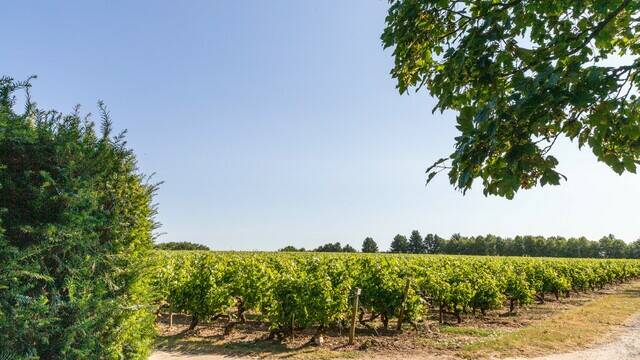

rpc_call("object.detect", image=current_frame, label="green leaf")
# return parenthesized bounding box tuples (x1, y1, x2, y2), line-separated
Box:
(623, 157, 637, 173)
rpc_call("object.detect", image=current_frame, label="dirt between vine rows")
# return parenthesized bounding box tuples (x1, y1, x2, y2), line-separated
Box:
(153, 307, 536, 356)
(151, 312, 640, 360)
(151, 284, 640, 359)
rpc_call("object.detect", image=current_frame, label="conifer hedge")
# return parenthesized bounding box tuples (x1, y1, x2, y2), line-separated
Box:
(0, 77, 158, 359)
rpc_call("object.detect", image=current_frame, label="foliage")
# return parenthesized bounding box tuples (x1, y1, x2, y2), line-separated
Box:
(155, 241, 209, 251)
(386, 232, 634, 258)
(314, 242, 357, 253)
(408, 230, 426, 254)
(424, 233, 444, 254)
(598, 234, 628, 258)
(629, 239, 640, 258)
(357, 256, 424, 326)
(266, 257, 354, 332)
(174, 254, 233, 323)
(0, 77, 157, 359)
(152, 251, 640, 332)
(390, 234, 410, 253)
(383, 0, 640, 198)
(361, 237, 379, 253)
(342, 244, 357, 253)
(432, 233, 634, 258)
(289, 233, 635, 258)
(279, 245, 306, 252)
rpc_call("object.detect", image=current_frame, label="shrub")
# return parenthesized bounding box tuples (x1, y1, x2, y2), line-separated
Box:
(0, 77, 158, 359)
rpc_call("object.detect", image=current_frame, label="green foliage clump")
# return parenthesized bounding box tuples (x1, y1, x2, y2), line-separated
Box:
(155, 241, 209, 251)
(383, 0, 640, 198)
(361, 237, 378, 253)
(153, 251, 640, 332)
(389, 234, 410, 253)
(356, 257, 423, 327)
(267, 257, 354, 334)
(0, 77, 158, 359)
(313, 242, 357, 253)
(379, 232, 637, 259)
(174, 254, 233, 328)
(408, 230, 425, 254)
(278, 245, 306, 252)
(287, 233, 638, 258)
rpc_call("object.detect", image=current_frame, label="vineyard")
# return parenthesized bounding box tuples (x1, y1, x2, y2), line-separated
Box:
(151, 251, 640, 341)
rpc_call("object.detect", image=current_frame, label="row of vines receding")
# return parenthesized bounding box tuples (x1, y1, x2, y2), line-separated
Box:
(151, 252, 640, 340)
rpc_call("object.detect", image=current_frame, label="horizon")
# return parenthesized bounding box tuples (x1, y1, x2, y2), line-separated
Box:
(186, 232, 632, 252)
(3, 0, 639, 251)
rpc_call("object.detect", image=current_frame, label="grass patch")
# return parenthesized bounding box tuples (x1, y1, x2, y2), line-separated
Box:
(461, 281, 640, 358)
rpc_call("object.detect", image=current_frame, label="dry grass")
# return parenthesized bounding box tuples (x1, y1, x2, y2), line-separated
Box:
(461, 281, 640, 358)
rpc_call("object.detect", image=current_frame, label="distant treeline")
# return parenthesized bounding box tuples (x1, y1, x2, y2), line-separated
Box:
(280, 232, 640, 259)
(155, 241, 210, 251)
(279, 242, 358, 253)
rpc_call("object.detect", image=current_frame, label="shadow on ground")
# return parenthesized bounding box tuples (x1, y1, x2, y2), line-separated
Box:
(155, 331, 294, 358)
(154, 285, 640, 359)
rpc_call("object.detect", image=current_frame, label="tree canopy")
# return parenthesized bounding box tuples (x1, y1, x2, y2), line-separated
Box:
(408, 230, 426, 253)
(362, 237, 379, 253)
(385, 232, 638, 258)
(279, 245, 306, 252)
(383, 0, 640, 198)
(390, 234, 410, 253)
(155, 241, 210, 251)
(280, 233, 638, 258)
(313, 242, 357, 252)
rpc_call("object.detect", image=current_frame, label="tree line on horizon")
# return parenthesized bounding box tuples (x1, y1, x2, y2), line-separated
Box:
(280, 231, 640, 259)
(155, 241, 210, 251)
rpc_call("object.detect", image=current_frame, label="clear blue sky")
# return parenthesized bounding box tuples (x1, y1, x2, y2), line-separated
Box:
(3, 1, 639, 250)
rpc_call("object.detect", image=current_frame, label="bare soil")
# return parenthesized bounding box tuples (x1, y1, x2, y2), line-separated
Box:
(151, 287, 640, 360)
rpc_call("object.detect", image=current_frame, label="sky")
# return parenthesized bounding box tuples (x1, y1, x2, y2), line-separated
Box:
(2, 1, 639, 250)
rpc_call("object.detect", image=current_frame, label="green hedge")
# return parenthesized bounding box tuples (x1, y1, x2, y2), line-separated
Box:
(0, 77, 158, 359)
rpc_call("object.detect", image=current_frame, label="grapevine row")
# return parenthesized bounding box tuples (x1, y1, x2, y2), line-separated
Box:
(151, 252, 640, 337)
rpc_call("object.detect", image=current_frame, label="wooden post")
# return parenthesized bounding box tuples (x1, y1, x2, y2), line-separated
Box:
(169, 303, 173, 329)
(291, 313, 295, 339)
(396, 278, 411, 332)
(349, 287, 361, 345)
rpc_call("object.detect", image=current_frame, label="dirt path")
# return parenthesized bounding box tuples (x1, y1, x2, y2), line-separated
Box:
(150, 315, 640, 360)
(150, 352, 226, 360)
(148, 351, 451, 360)
(514, 315, 640, 360)
(504, 315, 640, 360)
